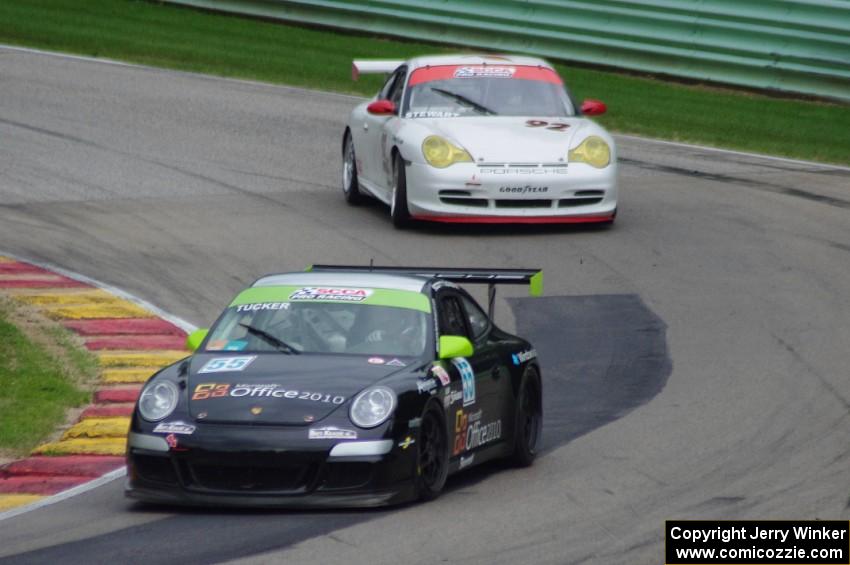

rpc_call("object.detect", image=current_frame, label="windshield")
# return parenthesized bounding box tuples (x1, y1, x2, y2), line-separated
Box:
(205, 302, 430, 357)
(403, 65, 574, 118)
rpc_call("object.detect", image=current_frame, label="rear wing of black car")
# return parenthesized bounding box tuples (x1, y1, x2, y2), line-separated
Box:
(308, 265, 542, 318)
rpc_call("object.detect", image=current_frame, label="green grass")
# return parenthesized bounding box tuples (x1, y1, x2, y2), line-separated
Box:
(1, 0, 849, 165)
(0, 301, 95, 455)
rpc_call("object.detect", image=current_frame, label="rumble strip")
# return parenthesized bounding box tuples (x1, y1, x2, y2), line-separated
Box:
(0, 254, 194, 517)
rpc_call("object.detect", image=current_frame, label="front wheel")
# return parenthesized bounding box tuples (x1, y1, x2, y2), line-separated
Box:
(415, 406, 449, 501)
(390, 153, 411, 228)
(511, 367, 542, 467)
(342, 131, 363, 205)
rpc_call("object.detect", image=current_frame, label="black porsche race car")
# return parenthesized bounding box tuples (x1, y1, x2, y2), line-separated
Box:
(125, 265, 543, 507)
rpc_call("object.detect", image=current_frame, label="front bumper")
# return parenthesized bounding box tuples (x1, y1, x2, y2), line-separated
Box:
(405, 161, 618, 223)
(125, 426, 418, 508)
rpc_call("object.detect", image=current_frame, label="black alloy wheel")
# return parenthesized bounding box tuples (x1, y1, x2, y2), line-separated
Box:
(415, 407, 449, 501)
(511, 367, 542, 467)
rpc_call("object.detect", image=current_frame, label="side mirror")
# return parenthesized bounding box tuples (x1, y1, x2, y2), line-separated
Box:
(367, 99, 396, 115)
(185, 328, 209, 352)
(438, 335, 474, 359)
(580, 99, 607, 116)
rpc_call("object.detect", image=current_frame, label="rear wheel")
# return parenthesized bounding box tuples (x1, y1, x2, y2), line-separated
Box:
(511, 367, 542, 467)
(390, 153, 411, 228)
(342, 131, 363, 204)
(415, 406, 449, 501)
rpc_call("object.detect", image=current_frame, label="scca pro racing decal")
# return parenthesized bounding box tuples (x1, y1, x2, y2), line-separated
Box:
(289, 287, 372, 302)
(454, 66, 515, 78)
(198, 356, 256, 373)
(452, 357, 475, 406)
(192, 383, 345, 404)
(453, 408, 501, 455)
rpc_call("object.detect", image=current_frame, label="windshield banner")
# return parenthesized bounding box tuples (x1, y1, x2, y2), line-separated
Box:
(408, 65, 562, 86)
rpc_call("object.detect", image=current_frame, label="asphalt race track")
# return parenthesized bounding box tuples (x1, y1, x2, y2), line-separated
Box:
(1, 47, 848, 564)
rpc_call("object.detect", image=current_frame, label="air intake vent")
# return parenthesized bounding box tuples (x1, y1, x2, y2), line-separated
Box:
(558, 198, 603, 207)
(440, 197, 488, 207)
(495, 199, 552, 208)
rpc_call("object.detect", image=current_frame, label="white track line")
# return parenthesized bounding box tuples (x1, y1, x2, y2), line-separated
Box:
(0, 44, 362, 101)
(0, 468, 127, 523)
(0, 250, 197, 522)
(3, 45, 848, 172)
(615, 134, 850, 172)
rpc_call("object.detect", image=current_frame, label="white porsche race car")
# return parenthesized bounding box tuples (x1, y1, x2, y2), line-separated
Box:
(341, 54, 618, 228)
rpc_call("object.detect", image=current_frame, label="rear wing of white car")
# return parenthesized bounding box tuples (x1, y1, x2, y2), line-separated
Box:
(351, 60, 404, 81)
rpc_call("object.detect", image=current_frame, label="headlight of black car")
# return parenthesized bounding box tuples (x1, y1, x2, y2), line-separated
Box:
(349, 386, 396, 428)
(138, 380, 179, 422)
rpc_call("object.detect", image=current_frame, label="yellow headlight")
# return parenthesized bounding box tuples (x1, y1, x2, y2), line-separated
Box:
(568, 136, 611, 168)
(422, 136, 473, 168)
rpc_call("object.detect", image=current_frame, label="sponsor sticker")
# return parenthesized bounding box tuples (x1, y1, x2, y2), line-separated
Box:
(453, 408, 501, 455)
(498, 186, 549, 194)
(445, 389, 463, 407)
(368, 357, 385, 365)
(153, 421, 196, 435)
(289, 287, 372, 302)
(165, 433, 178, 449)
(459, 454, 475, 469)
(191, 383, 345, 404)
(309, 426, 358, 440)
(512, 349, 537, 365)
(235, 302, 290, 312)
(206, 340, 227, 351)
(417, 378, 438, 394)
(386, 358, 406, 367)
(432, 365, 451, 386)
(398, 436, 415, 450)
(198, 356, 256, 374)
(479, 167, 568, 175)
(223, 340, 247, 351)
(452, 358, 475, 406)
(405, 111, 460, 118)
(454, 66, 515, 79)
(250, 406, 263, 415)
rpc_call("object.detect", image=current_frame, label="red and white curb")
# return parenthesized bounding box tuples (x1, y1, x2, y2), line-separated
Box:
(0, 253, 195, 521)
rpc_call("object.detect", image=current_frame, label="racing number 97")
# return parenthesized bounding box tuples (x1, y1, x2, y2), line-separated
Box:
(526, 120, 570, 132)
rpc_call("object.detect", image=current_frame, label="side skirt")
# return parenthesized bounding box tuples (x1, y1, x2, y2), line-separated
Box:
(447, 440, 511, 476)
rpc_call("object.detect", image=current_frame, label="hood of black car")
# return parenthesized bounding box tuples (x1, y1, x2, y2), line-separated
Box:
(186, 353, 412, 425)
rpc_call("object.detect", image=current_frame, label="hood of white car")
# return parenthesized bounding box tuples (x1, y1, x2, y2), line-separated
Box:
(420, 116, 591, 163)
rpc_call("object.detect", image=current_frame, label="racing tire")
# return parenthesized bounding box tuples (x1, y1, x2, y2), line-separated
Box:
(415, 405, 449, 501)
(342, 131, 363, 205)
(390, 153, 412, 228)
(511, 367, 542, 467)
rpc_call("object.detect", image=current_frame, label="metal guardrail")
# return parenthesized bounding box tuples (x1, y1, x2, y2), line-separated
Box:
(164, 0, 850, 102)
